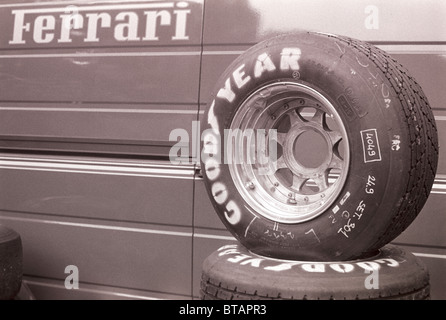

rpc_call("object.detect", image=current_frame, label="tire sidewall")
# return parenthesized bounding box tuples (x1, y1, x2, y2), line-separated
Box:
(200, 33, 411, 260)
(0, 225, 23, 300)
(201, 244, 429, 300)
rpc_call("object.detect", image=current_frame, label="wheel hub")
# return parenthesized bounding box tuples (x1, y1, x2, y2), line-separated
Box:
(283, 123, 332, 189)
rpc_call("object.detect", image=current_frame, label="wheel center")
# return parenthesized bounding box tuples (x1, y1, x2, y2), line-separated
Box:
(283, 124, 332, 177)
(293, 130, 328, 169)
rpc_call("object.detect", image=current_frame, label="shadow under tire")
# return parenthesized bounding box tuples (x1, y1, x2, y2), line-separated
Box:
(200, 243, 429, 300)
(0, 225, 23, 300)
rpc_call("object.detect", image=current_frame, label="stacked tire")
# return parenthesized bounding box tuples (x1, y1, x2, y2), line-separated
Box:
(199, 32, 438, 300)
(200, 244, 430, 300)
(0, 225, 23, 300)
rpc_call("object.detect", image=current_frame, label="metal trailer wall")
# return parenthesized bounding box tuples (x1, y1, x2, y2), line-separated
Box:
(0, 0, 444, 299)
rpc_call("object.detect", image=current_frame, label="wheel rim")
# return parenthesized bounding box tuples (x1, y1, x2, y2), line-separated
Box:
(228, 82, 350, 224)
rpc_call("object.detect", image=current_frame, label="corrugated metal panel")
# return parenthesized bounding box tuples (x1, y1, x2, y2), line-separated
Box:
(0, 156, 195, 226)
(0, 211, 194, 296)
(0, 0, 204, 299)
(0, 0, 203, 155)
(0, 102, 198, 156)
(23, 276, 190, 300)
(0, 49, 200, 103)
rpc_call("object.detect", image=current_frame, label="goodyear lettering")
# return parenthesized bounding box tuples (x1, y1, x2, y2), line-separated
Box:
(203, 157, 221, 181)
(224, 200, 242, 225)
(233, 64, 251, 89)
(254, 53, 276, 77)
(201, 130, 241, 226)
(204, 47, 302, 226)
(217, 246, 400, 273)
(9, 2, 190, 45)
(280, 48, 302, 70)
(217, 78, 236, 103)
(215, 48, 302, 103)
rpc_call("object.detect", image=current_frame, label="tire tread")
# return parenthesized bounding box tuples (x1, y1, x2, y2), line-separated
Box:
(316, 33, 439, 252)
(200, 275, 430, 300)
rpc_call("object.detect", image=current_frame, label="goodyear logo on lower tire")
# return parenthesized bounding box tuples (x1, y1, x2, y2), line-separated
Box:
(217, 245, 400, 274)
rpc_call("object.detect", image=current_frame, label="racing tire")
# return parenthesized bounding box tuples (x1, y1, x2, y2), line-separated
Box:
(200, 243, 430, 300)
(0, 225, 23, 300)
(200, 32, 439, 261)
